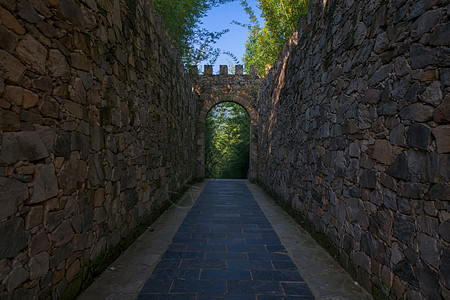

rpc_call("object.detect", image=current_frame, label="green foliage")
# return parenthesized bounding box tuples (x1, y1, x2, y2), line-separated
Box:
(153, 0, 234, 65)
(241, 0, 309, 76)
(205, 102, 250, 179)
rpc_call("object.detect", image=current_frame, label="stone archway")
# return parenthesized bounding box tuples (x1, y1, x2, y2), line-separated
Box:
(191, 65, 262, 181)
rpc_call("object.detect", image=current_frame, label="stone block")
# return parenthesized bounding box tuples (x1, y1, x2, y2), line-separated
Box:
(398, 182, 426, 199)
(434, 95, 450, 123)
(203, 65, 212, 75)
(421, 81, 442, 106)
(48, 49, 70, 79)
(4, 85, 24, 106)
(51, 219, 74, 247)
(30, 164, 58, 204)
(410, 9, 441, 39)
(0, 108, 20, 132)
(0, 131, 48, 166)
(372, 140, 392, 165)
(16, 34, 47, 74)
(220, 65, 228, 75)
(66, 259, 80, 283)
(22, 89, 39, 109)
(32, 76, 53, 93)
(0, 24, 18, 51)
(6, 262, 29, 291)
(399, 103, 434, 122)
(70, 52, 91, 71)
(25, 206, 43, 229)
(360, 169, 377, 189)
(30, 231, 50, 257)
(432, 125, 450, 153)
(29, 252, 49, 280)
(0, 178, 28, 221)
(60, 0, 85, 28)
(406, 123, 431, 150)
(425, 183, 450, 200)
(418, 265, 440, 299)
(393, 213, 415, 246)
(18, 0, 40, 23)
(0, 50, 26, 83)
(429, 22, 450, 46)
(410, 44, 436, 69)
(0, 8, 25, 34)
(54, 131, 71, 158)
(0, 219, 29, 259)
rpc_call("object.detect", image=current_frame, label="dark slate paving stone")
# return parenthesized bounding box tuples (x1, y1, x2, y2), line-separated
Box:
(260, 233, 279, 239)
(137, 294, 196, 300)
(205, 252, 248, 260)
(197, 294, 256, 300)
(150, 269, 200, 280)
(248, 252, 291, 261)
(201, 269, 251, 280)
(209, 238, 245, 245)
(272, 261, 298, 271)
(193, 232, 227, 238)
(281, 282, 314, 297)
(154, 259, 181, 269)
(213, 218, 242, 224)
(244, 228, 277, 234)
(187, 244, 226, 252)
(227, 260, 274, 270)
(139, 180, 315, 299)
(228, 232, 262, 239)
(246, 238, 281, 245)
(162, 251, 205, 259)
(266, 245, 287, 253)
(180, 259, 227, 269)
(228, 245, 267, 253)
(257, 296, 314, 300)
(228, 280, 282, 294)
(170, 280, 226, 294)
(251, 270, 303, 281)
(140, 279, 173, 294)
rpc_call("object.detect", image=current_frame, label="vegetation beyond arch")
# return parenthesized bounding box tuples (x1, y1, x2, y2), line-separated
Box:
(205, 102, 250, 179)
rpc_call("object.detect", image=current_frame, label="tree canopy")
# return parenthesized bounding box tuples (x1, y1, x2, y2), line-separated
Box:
(241, 0, 309, 76)
(205, 102, 250, 179)
(153, 0, 234, 65)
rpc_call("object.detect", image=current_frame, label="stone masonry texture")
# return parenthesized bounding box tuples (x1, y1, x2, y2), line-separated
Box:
(0, 0, 197, 298)
(256, 0, 449, 299)
(1, 0, 450, 299)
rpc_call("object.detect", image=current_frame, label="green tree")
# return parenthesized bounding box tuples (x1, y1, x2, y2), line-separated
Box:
(205, 102, 250, 179)
(153, 0, 235, 65)
(241, 0, 309, 76)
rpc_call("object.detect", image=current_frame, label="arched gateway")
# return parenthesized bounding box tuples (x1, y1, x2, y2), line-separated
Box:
(191, 65, 262, 181)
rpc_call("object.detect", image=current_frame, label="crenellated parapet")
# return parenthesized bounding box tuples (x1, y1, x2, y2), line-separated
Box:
(189, 65, 259, 76)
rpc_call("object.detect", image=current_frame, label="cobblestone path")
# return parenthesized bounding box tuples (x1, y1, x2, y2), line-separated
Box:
(137, 180, 314, 299)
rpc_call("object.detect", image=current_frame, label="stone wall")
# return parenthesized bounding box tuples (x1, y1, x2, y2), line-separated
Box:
(256, 0, 449, 298)
(0, 0, 197, 298)
(191, 65, 262, 180)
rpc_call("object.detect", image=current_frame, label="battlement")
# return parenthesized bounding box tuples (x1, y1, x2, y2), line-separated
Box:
(189, 65, 259, 76)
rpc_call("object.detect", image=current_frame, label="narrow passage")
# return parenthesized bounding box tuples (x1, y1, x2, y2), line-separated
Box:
(138, 179, 315, 299)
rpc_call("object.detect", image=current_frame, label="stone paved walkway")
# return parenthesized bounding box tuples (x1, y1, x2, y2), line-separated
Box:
(78, 180, 372, 300)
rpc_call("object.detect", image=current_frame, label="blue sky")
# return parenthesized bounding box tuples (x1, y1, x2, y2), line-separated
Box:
(199, 0, 262, 73)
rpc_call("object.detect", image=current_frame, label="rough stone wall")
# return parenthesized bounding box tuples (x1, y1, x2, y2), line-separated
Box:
(0, 0, 197, 298)
(256, 0, 449, 298)
(191, 65, 262, 180)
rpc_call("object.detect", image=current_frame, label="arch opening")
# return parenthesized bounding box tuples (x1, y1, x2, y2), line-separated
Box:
(205, 102, 250, 179)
